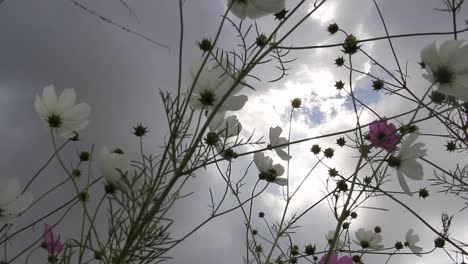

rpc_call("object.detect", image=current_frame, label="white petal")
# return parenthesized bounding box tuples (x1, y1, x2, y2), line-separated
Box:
(251, 0, 285, 13)
(222, 95, 248, 111)
(57, 88, 77, 112)
(273, 177, 288, 186)
(34, 95, 48, 117)
(397, 171, 413, 196)
(453, 74, 468, 102)
(42, 85, 58, 110)
(439, 40, 465, 65)
(275, 148, 292, 161)
(0, 178, 21, 206)
(61, 103, 91, 121)
(269, 126, 282, 145)
(400, 159, 424, 180)
(272, 164, 284, 176)
(3, 191, 33, 215)
(421, 42, 440, 67)
(209, 113, 226, 132)
(253, 152, 267, 172)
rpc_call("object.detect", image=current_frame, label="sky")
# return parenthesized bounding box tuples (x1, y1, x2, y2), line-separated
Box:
(0, 0, 468, 263)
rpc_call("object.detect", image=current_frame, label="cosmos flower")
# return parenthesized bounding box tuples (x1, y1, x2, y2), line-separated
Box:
(0, 178, 33, 224)
(405, 229, 423, 256)
(34, 85, 91, 138)
(388, 134, 427, 196)
(353, 228, 384, 249)
(42, 224, 64, 257)
(269, 126, 292, 161)
(420, 40, 468, 101)
(227, 0, 285, 20)
(189, 60, 247, 113)
(98, 147, 142, 192)
(368, 119, 399, 152)
(209, 113, 242, 138)
(253, 152, 287, 186)
(318, 252, 353, 264)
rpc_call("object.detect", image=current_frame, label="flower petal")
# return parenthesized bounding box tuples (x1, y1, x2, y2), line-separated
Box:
(397, 171, 413, 196)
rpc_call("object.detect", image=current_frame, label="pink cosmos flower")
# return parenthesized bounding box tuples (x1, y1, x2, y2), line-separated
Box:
(318, 252, 353, 264)
(369, 119, 399, 152)
(42, 224, 63, 256)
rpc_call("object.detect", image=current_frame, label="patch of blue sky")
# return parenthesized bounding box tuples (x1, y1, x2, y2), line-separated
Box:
(300, 105, 326, 127)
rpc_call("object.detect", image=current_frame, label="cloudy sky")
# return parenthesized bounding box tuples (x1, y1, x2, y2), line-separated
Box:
(1, 0, 468, 263)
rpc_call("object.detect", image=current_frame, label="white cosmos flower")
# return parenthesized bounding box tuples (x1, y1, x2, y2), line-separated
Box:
(405, 229, 423, 256)
(189, 60, 247, 113)
(99, 147, 142, 192)
(269, 126, 291, 161)
(389, 133, 427, 196)
(353, 228, 384, 249)
(227, 0, 285, 20)
(209, 113, 242, 138)
(34, 85, 91, 138)
(325, 230, 345, 248)
(0, 178, 33, 224)
(420, 40, 468, 101)
(253, 152, 287, 186)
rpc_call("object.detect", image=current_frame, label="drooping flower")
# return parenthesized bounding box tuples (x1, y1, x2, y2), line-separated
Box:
(353, 228, 384, 249)
(325, 230, 345, 249)
(0, 178, 33, 224)
(227, 0, 285, 20)
(34, 85, 91, 138)
(405, 229, 423, 256)
(209, 113, 242, 138)
(387, 133, 427, 196)
(318, 252, 353, 264)
(42, 224, 64, 257)
(420, 40, 468, 102)
(98, 147, 142, 192)
(189, 60, 247, 113)
(253, 152, 287, 185)
(269, 126, 292, 161)
(369, 119, 399, 152)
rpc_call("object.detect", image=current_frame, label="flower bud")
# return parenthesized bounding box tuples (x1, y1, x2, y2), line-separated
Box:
(327, 23, 339, 35)
(445, 141, 457, 152)
(337, 180, 348, 192)
(132, 123, 149, 137)
(304, 244, 315, 255)
(256, 34, 268, 47)
(72, 169, 82, 178)
(311, 144, 321, 155)
(419, 188, 429, 199)
(335, 57, 345, 67)
(335, 80, 345, 90)
(342, 34, 360, 54)
(328, 168, 339, 177)
(336, 137, 346, 147)
(323, 148, 335, 158)
(291, 98, 302, 108)
(394, 241, 404, 250)
(197, 38, 213, 52)
(79, 151, 90, 162)
(372, 79, 384, 91)
(374, 226, 382, 233)
(434, 237, 445, 248)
